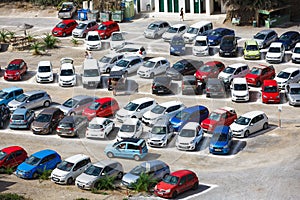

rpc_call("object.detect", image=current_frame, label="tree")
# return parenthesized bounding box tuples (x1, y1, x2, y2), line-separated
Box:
(42, 33, 60, 49)
(0, 29, 9, 43)
(30, 41, 45, 55)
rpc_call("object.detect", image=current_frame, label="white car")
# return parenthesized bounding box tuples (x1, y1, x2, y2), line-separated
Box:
(36, 61, 53, 83)
(292, 42, 300, 63)
(116, 118, 143, 141)
(230, 111, 269, 138)
(137, 57, 170, 79)
(110, 56, 143, 76)
(193, 36, 209, 56)
(114, 44, 147, 58)
(51, 154, 91, 185)
(85, 31, 101, 50)
(218, 63, 249, 85)
(58, 58, 76, 87)
(266, 42, 285, 63)
(142, 101, 185, 126)
(110, 31, 126, 50)
(231, 78, 249, 102)
(86, 117, 115, 139)
(175, 122, 203, 151)
(98, 53, 124, 74)
(162, 24, 188, 41)
(147, 117, 174, 147)
(116, 97, 157, 122)
(274, 67, 300, 89)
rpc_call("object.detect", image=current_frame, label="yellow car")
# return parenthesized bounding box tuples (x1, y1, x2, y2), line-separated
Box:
(244, 40, 260, 60)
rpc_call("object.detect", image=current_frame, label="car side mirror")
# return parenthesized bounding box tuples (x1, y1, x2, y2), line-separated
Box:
(179, 182, 183, 186)
(76, 105, 80, 108)
(101, 172, 106, 176)
(26, 100, 30, 103)
(250, 123, 254, 126)
(137, 109, 141, 112)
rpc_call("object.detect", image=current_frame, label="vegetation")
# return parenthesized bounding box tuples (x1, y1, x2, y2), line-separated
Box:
(0, 29, 9, 43)
(131, 173, 158, 193)
(39, 169, 52, 181)
(42, 33, 60, 49)
(0, 193, 31, 200)
(74, 198, 89, 200)
(30, 41, 45, 55)
(92, 176, 116, 192)
(0, 166, 14, 174)
(71, 38, 80, 46)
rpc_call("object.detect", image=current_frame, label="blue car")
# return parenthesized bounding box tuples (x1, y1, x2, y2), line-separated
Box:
(170, 35, 185, 56)
(0, 87, 23, 106)
(15, 149, 61, 179)
(9, 108, 35, 129)
(209, 125, 232, 155)
(169, 105, 209, 132)
(207, 28, 235, 46)
(278, 31, 300, 50)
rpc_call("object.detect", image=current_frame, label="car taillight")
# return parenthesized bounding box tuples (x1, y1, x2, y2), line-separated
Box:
(56, 127, 61, 131)
(23, 120, 27, 123)
(100, 128, 104, 131)
(139, 51, 142, 55)
(70, 128, 74, 131)
(139, 146, 142, 154)
(152, 84, 156, 89)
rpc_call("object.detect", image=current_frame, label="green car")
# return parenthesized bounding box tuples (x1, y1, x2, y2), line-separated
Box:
(244, 40, 260, 60)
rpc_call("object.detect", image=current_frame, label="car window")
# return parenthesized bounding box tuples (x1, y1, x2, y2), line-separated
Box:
(179, 176, 187, 185)
(291, 70, 299, 77)
(15, 90, 23, 96)
(166, 105, 180, 113)
(161, 60, 167, 65)
(127, 144, 139, 150)
(25, 111, 31, 119)
(36, 93, 44, 99)
(16, 150, 24, 157)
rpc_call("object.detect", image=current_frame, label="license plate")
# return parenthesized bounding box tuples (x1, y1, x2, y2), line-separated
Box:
(225, 53, 230, 55)
(215, 149, 222, 151)
(158, 90, 164, 92)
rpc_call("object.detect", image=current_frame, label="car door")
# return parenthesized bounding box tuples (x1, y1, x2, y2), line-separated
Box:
(31, 93, 44, 108)
(249, 116, 259, 133)
(114, 143, 127, 157)
(4, 152, 16, 168)
(26, 110, 35, 124)
(52, 110, 64, 128)
(195, 126, 203, 143)
(20, 61, 26, 75)
(177, 176, 189, 193)
(72, 159, 87, 177)
(290, 70, 300, 83)
(135, 120, 143, 138)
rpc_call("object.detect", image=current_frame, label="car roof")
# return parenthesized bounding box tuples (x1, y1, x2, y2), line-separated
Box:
(171, 169, 196, 177)
(269, 42, 283, 47)
(171, 23, 187, 28)
(1, 146, 25, 154)
(70, 95, 93, 101)
(87, 31, 99, 36)
(213, 107, 235, 114)
(38, 61, 51, 66)
(95, 97, 115, 104)
(222, 35, 235, 40)
(258, 29, 276, 34)
(263, 79, 278, 85)
(23, 90, 46, 96)
(232, 77, 247, 84)
(204, 61, 223, 66)
(60, 115, 87, 123)
(214, 125, 230, 134)
(159, 100, 183, 107)
(120, 56, 142, 61)
(294, 42, 300, 48)
(241, 111, 266, 118)
(101, 53, 123, 59)
(207, 78, 222, 84)
(90, 117, 108, 124)
(195, 35, 207, 40)
(64, 154, 90, 163)
(253, 64, 272, 69)
(150, 21, 169, 25)
(12, 108, 28, 115)
(182, 75, 196, 80)
(119, 44, 144, 49)
(139, 160, 167, 169)
(61, 19, 77, 23)
(94, 160, 120, 168)
(280, 67, 299, 73)
(280, 31, 298, 37)
(122, 118, 140, 125)
(131, 97, 154, 104)
(32, 149, 58, 158)
(101, 20, 117, 25)
(245, 40, 258, 45)
(148, 57, 167, 62)
(190, 21, 212, 28)
(181, 122, 199, 129)
(1, 86, 23, 93)
(183, 105, 207, 113)
(78, 20, 96, 24)
(9, 59, 24, 64)
(228, 63, 248, 69)
(118, 138, 144, 144)
(83, 59, 98, 69)
(39, 107, 61, 115)
(288, 83, 300, 88)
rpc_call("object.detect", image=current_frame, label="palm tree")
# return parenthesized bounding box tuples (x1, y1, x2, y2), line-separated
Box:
(42, 33, 60, 49)
(0, 29, 9, 43)
(7, 31, 16, 42)
(30, 41, 45, 55)
(132, 173, 158, 193)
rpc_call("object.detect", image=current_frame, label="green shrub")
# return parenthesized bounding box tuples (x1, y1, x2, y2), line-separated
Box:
(30, 41, 45, 55)
(131, 172, 158, 193)
(0, 193, 29, 200)
(92, 175, 116, 192)
(71, 38, 79, 46)
(39, 169, 52, 181)
(42, 33, 60, 49)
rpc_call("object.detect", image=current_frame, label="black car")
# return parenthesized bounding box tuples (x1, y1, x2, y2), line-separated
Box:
(219, 35, 238, 57)
(205, 78, 227, 98)
(152, 76, 172, 95)
(56, 115, 88, 137)
(277, 31, 300, 50)
(182, 75, 202, 95)
(166, 59, 203, 80)
(0, 105, 10, 129)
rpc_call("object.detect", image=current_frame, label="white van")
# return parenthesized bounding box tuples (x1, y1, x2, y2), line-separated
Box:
(82, 58, 101, 88)
(183, 21, 213, 43)
(231, 78, 249, 102)
(193, 36, 209, 56)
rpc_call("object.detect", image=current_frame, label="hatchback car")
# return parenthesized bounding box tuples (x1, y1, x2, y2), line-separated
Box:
(59, 95, 95, 116)
(277, 31, 300, 50)
(9, 108, 35, 129)
(292, 42, 300, 63)
(231, 78, 249, 102)
(98, 53, 124, 74)
(15, 149, 61, 179)
(192, 35, 209, 56)
(219, 35, 238, 57)
(147, 117, 174, 147)
(218, 63, 249, 87)
(261, 80, 280, 104)
(137, 57, 170, 79)
(72, 20, 98, 38)
(4, 59, 28, 81)
(230, 111, 268, 138)
(207, 28, 235, 46)
(110, 31, 126, 50)
(181, 75, 202, 95)
(51, 154, 91, 185)
(31, 107, 64, 135)
(170, 35, 186, 56)
(205, 78, 227, 98)
(266, 42, 285, 63)
(154, 170, 199, 198)
(56, 115, 88, 137)
(122, 160, 170, 188)
(104, 138, 148, 161)
(152, 76, 173, 95)
(285, 83, 300, 106)
(243, 40, 260, 60)
(0, 146, 27, 170)
(85, 31, 101, 50)
(176, 122, 203, 151)
(52, 19, 78, 37)
(115, 44, 147, 58)
(162, 24, 188, 41)
(111, 56, 143, 76)
(166, 59, 203, 80)
(75, 160, 123, 190)
(58, 57, 77, 87)
(36, 61, 54, 83)
(86, 117, 115, 139)
(245, 64, 275, 87)
(96, 20, 120, 39)
(253, 29, 278, 49)
(194, 61, 225, 85)
(274, 67, 300, 89)
(116, 118, 143, 141)
(209, 125, 233, 155)
(0, 87, 23, 106)
(144, 21, 170, 39)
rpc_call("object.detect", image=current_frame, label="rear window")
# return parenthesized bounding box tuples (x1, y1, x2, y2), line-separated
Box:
(59, 123, 73, 128)
(183, 80, 197, 85)
(140, 140, 146, 148)
(12, 115, 24, 120)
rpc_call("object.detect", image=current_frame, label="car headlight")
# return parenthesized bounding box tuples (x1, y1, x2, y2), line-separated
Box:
(231, 49, 236, 52)
(190, 139, 195, 144)
(276, 95, 280, 99)
(145, 70, 150, 73)
(181, 47, 185, 50)
(219, 49, 223, 53)
(263, 95, 267, 98)
(223, 145, 228, 148)
(16, 72, 20, 75)
(165, 189, 171, 193)
(71, 77, 75, 81)
(224, 78, 229, 82)
(162, 136, 166, 141)
(209, 144, 213, 148)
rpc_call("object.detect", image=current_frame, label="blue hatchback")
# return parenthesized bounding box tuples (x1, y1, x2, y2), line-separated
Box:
(169, 105, 209, 132)
(207, 28, 235, 46)
(9, 108, 35, 129)
(170, 35, 185, 56)
(0, 87, 23, 106)
(209, 125, 233, 155)
(278, 31, 300, 50)
(15, 149, 61, 179)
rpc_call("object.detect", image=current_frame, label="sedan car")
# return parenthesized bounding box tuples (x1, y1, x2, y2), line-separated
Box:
(277, 31, 300, 50)
(56, 115, 88, 137)
(4, 59, 27, 81)
(137, 57, 170, 79)
(9, 108, 35, 129)
(0, 146, 27, 170)
(52, 19, 78, 37)
(59, 95, 95, 116)
(166, 59, 203, 80)
(86, 117, 115, 139)
(285, 83, 300, 106)
(162, 24, 188, 42)
(144, 21, 170, 39)
(176, 122, 203, 151)
(245, 64, 275, 87)
(207, 28, 235, 46)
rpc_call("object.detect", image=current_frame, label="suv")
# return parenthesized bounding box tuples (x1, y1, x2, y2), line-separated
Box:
(82, 59, 101, 88)
(209, 126, 233, 155)
(137, 57, 170, 79)
(219, 35, 238, 57)
(85, 31, 101, 50)
(0, 87, 23, 106)
(72, 20, 98, 38)
(266, 42, 285, 63)
(144, 21, 170, 39)
(243, 40, 260, 60)
(205, 78, 227, 98)
(59, 58, 77, 87)
(261, 80, 280, 104)
(98, 53, 124, 74)
(0, 146, 27, 170)
(116, 118, 143, 141)
(122, 160, 170, 188)
(116, 97, 157, 122)
(51, 154, 91, 185)
(253, 29, 278, 49)
(152, 76, 173, 95)
(4, 59, 28, 81)
(166, 59, 203, 80)
(245, 64, 275, 87)
(31, 107, 64, 135)
(218, 63, 249, 87)
(104, 138, 148, 161)
(182, 75, 202, 95)
(231, 78, 249, 102)
(8, 90, 51, 111)
(147, 117, 174, 147)
(56, 115, 88, 137)
(96, 21, 120, 39)
(59, 95, 95, 115)
(274, 67, 300, 89)
(176, 122, 203, 151)
(111, 56, 143, 76)
(9, 108, 35, 129)
(36, 61, 54, 83)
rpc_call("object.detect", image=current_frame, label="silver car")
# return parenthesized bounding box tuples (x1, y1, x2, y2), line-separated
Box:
(72, 20, 98, 38)
(98, 53, 124, 74)
(137, 57, 170, 79)
(144, 21, 170, 39)
(59, 95, 95, 115)
(285, 83, 300, 106)
(147, 117, 174, 147)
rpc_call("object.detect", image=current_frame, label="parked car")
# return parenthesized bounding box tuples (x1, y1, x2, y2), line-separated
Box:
(98, 53, 124, 74)
(82, 97, 119, 121)
(51, 154, 91, 185)
(0, 105, 10, 128)
(110, 31, 126, 50)
(116, 118, 143, 141)
(266, 42, 285, 63)
(122, 160, 170, 188)
(4, 59, 27, 81)
(285, 83, 300, 106)
(162, 24, 188, 42)
(147, 117, 174, 147)
(194, 61, 225, 85)
(96, 21, 120, 39)
(231, 78, 249, 102)
(176, 122, 203, 151)
(59, 95, 94, 115)
(0, 146, 27, 170)
(82, 58, 101, 88)
(219, 35, 238, 57)
(207, 28, 235, 46)
(15, 149, 61, 179)
(0, 87, 23, 106)
(170, 35, 186, 56)
(201, 107, 237, 133)
(85, 31, 101, 50)
(253, 29, 278, 49)
(245, 64, 275, 87)
(72, 20, 98, 38)
(154, 170, 199, 198)
(115, 44, 146, 58)
(86, 117, 115, 139)
(52, 19, 78, 37)
(169, 105, 209, 132)
(75, 160, 123, 190)
(230, 111, 269, 138)
(261, 80, 280, 104)
(291, 42, 300, 63)
(183, 21, 213, 43)
(9, 108, 34, 129)
(138, 57, 170, 79)
(166, 59, 203, 80)
(277, 31, 300, 50)
(192, 35, 209, 56)
(8, 90, 51, 111)
(144, 21, 170, 39)
(205, 78, 227, 98)
(58, 57, 77, 87)
(116, 97, 157, 122)
(36, 61, 54, 83)
(56, 115, 88, 137)
(218, 63, 249, 87)
(181, 75, 202, 95)
(243, 40, 261, 60)
(58, 2, 77, 19)
(152, 76, 173, 95)
(274, 67, 300, 89)
(209, 125, 233, 155)
(111, 56, 143, 76)
(104, 138, 148, 161)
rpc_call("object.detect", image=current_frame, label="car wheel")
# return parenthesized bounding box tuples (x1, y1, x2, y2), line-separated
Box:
(206, 93, 210, 98)
(43, 101, 50, 107)
(134, 155, 140, 161)
(131, 115, 136, 118)
(150, 72, 154, 79)
(172, 191, 178, 198)
(117, 171, 123, 180)
(0, 121, 3, 129)
(33, 172, 39, 179)
(70, 112, 75, 116)
(244, 130, 250, 138)
(106, 67, 111, 74)
(82, 33, 86, 38)
(256, 81, 261, 87)
(49, 127, 53, 134)
(106, 152, 114, 158)
(63, 32, 66, 37)
(263, 122, 268, 130)
(67, 177, 73, 185)
(193, 182, 199, 190)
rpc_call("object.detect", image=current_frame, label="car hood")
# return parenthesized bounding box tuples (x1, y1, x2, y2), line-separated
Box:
(117, 108, 134, 117)
(122, 173, 139, 185)
(98, 62, 109, 69)
(59, 105, 72, 114)
(86, 41, 101, 45)
(292, 52, 300, 58)
(218, 71, 231, 79)
(170, 117, 181, 126)
(262, 91, 279, 98)
(195, 71, 209, 78)
(163, 32, 176, 40)
(210, 139, 228, 148)
(76, 173, 98, 184)
(117, 130, 135, 138)
(207, 35, 220, 42)
(8, 99, 22, 107)
(111, 66, 125, 72)
(171, 45, 185, 50)
(59, 75, 75, 81)
(220, 45, 234, 51)
(72, 28, 84, 34)
(183, 32, 196, 39)
(52, 168, 70, 177)
(82, 108, 96, 115)
(274, 77, 288, 83)
(167, 68, 180, 75)
(144, 111, 162, 120)
(201, 119, 217, 127)
(193, 45, 208, 51)
(245, 73, 258, 79)
(17, 162, 35, 172)
(156, 181, 177, 191)
(52, 27, 64, 32)
(177, 135, 194, 143)
(31, 121, 49, 128)
(144, 29, 156, 34)
(233, 90, 248, 96)
(230, 123, 246, 131)
(138, 66, 153, 73)
(149, 133, 166, 141)
(5, 69, 20, 75)
(244, 50, 260, 55)
(288, 93, 300, 99)
(266, 52, 282, 57)
(37, 72, 52, 77)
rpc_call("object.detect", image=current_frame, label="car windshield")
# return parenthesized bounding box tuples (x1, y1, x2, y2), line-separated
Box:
(290, 88, 300, 94)
(15, 94, 29, 102)
(84, 165, 102, 176)
(211, 133, 227, 142)
(99, 56, 111, 63)
(143, 61, 155, 68)
(88, 102, 101, 110)
(223, 67, 235, 74)
(12, 115, 24, 120)
(0, 151, 7, 160)
(163, 175, 179, 185)
(263, 86, 277, 93)
(195, 40, 207, 46)
(111, 33, 124, 41)
(56, 22, 66, 28)
(60, 69, 74, 76)
(151, 105, 166, 114)
(187, 27, 199, 34)
(147, 23, 159, 30)
(115, 60, 129, 68)
(254, 33, 266, 40)
(38, 66, 51, 72)
(88, 123, 102, 129)
(173, 62, 184, 70)
(171, 39, 184, 46)
(124, 102, 138, 111)
(179, 129, 195, 137)
(63, 98, 78, 108)
(167, 27, 178, 33)
(234, 84, 247, 91)
(120, 124, 135, 132)
(210, 30, 221, 36)
(199, 65, 212, 72)
(221, 40, 233, 47)
(97, 24, 107, 30)
(279, 34, 290, 41)
(246, 44, 258, 51)
(277, 71, 290, 79)
(0, 90, 8, 99)
(130, 165, 150, 176)
(7, 64, 20, 70)
(175, 111, 190, 120)
(87, 35, 100, 41)
(294, 47, 300, 53)
(84, 69, 99, 77)
(35, 114, 51, 123)
(57, 161, 74, 172)
(268, 47, 280, 53)
(208, 112, 221, 121)
(235, 116, 250, 125)
(25, 155, 40, 166)
(151, 126, 167, 135)
(250, 68, 261, 75)
(76, 23, 86, 29)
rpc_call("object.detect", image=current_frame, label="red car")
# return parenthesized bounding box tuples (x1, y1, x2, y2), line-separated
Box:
(4, 59, 27, 81)
(52, 19, 78, 37)
(154, 169, 199, 198)
(261, 80, 280, 103)
(96, 21, 120, 39)
(82, 97, 119, 120)
(245, 64, 276, 87)
(0, 146, 27, 169)
(194, 61, 225, 85)
(201, 107, 237, 133)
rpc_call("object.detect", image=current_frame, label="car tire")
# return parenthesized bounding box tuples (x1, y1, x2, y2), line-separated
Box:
(44, 101, 50, 107)
(33, 172, 39, 179)
(49, 127, 53, 134)
(172, 191, 178, 198)
(70, 112, 75, 116)
(117, 171, 123, 180)
(134, 155, 140, 161)
(106, 68, 111, 74)
(63, 32, 66, 37)
(106, 152, 114, 158)
(150, 73, 154, 79)
(244, 130, 250, 138)
(0, 121, 3, 129)
(263, 122, 268, 130)
(256, 81, 261, 87)
(193, 182, 199, 190)
(67, 177, 73, 185)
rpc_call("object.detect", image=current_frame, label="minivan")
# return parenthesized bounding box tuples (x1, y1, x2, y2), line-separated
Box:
(183, 21, 213, 43)
(193, 36, 209, 56)
(82, 58, 101, 88)
(231, 78, 249, 102)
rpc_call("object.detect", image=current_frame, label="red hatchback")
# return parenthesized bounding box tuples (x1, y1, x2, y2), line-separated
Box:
(82, 97, 119, 120)
(0, 146, 27, 169)
(4, 59, 27, 81)
(96, 21, 120, 39)
(261, 80, 280, 103)
(52, 19, 78, 37)
(245, 64, 276, 87)
(154, 169, 199, 198)
(194, 61, 225, 84)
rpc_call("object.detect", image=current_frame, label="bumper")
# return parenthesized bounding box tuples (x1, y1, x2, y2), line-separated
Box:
(262, 98, 280, 104)
(86, 45, 101, 50)
(219, 51, 236, 57)
(4, 75, 20, 81)
(86, 133, 105, 139)
(57, 131, 76, 137)
(266, 58, 282, 63)
(31, 127, 50, 135)
(10, 123, 29, 129)
(154, 190, 172, 198)
(76, 181, 92, 190)
(232, 131, 244, 137)
(15, 170, 32, 179)
(83, 81, 100, 88)
(176, 143, 196, 151)
(147, 140, 167, 147)
(137, 71, 151, 78)
(59, 80, 76, 87)
(209, 147, 230, 154)
(36, 76, 53, 83)
(51, 176, 67, 184)
(244, 54, 260, 60)
(193, 50, 209, 56)
(232, 95, 249, 102)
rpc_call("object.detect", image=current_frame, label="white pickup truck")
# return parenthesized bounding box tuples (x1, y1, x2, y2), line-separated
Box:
(58, 2, 77, 19)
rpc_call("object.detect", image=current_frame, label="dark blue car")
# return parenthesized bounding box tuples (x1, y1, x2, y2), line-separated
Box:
(169, 105, 209, 132)
(209, 125, 232, 155)
(9, 108, 35, 129)
(170, 35, 185, 56)
(278, 31, 300, 50)
(207, 28, 235, 46)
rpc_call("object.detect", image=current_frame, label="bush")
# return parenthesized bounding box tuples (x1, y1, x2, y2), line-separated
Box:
(92, 176, 116, 192)
(131, 173, 158, 193)
(39, 169, 52, 181)
(42, 33, 60, 49)
(0, 193, 30, 200)
(0, 166, 14, 175)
